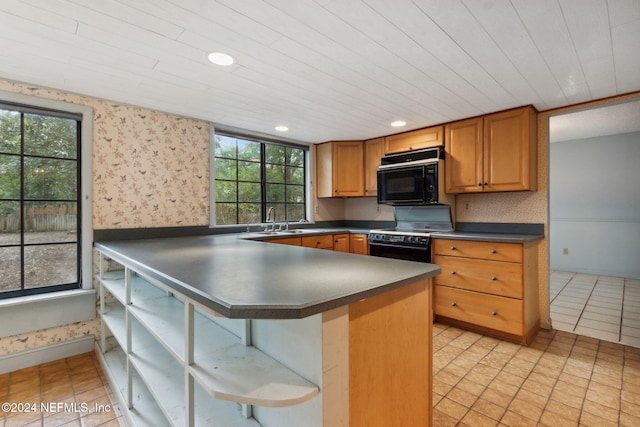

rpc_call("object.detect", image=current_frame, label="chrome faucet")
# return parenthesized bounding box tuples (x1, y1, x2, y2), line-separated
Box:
(266, 207, 275, 231)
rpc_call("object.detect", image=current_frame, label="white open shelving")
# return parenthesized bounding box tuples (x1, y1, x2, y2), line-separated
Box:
(96, 252, 319, 427)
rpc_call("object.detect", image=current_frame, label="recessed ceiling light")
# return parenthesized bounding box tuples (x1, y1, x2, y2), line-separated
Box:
(207, 52, 235, 66)
(391, 120, 407, 127)
(275, 125, 289, 132)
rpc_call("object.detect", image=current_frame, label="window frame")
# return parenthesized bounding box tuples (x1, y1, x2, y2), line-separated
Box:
(211, 130, 312, 227)
(0, 90, 93, 299)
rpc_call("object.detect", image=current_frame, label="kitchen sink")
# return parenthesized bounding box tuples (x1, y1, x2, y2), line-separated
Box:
(254, 229, 309, 235)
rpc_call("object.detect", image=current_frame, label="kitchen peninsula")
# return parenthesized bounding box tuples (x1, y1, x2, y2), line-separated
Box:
(94, 234, 439, 427)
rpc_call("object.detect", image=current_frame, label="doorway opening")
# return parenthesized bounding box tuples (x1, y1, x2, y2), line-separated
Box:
(549, 100, 640, 347)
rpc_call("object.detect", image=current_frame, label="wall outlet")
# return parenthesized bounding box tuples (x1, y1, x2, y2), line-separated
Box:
(314, 204, 319, 214)
(463, 201, 470, 211)
(562, 248, 569, 255)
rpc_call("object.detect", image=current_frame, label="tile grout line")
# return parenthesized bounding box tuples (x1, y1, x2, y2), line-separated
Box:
(549, 271, 576, 305)
(570, 276, 599, 333)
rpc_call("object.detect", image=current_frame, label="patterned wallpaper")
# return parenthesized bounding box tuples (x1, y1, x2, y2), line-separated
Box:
(0, 79, 210, 357)
(93, 105, 210, 229)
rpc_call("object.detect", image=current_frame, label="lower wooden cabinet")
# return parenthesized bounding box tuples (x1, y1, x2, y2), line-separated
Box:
(434, 286, 524, 336)
(333, 233, 350, 252)
(265, 233, 370, 255)
(302, 234, 334, 250)
(432, 238, 540, 345)
(349, 234, 369, 255)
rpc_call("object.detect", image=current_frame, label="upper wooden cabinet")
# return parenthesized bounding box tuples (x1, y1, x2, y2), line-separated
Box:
(364, 137, 384, 197)
(445, 106, 537, 194)
(316, 141, 364, 198)
(384, 125, 444, 155)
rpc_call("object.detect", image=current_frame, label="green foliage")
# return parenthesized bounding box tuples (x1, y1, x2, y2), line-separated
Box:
(214, 134, 306, 225)
(0, 109, 78, 216)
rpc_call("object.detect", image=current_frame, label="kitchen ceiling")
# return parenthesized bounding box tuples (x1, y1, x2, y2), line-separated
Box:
(0, 0, 639, 144)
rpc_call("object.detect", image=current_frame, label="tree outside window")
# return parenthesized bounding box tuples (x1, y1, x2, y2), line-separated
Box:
(0, 106, 81, 298)
(214, 134, 306, 225)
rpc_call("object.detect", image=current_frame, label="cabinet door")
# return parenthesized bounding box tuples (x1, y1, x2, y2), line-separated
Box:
(349, 234, 369, 255)
(444, 117, 483, 194)
(483, 106, 536, 192)
(364, 138, 384, 197)
(333, 234, 350, 252)
(334, 141, 364, 196)
(384, 125, 444, 154)
(302, 234, 334, 249)
(315, 143, 333, 198)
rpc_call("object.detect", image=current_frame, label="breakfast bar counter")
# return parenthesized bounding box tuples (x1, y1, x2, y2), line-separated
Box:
(94, 234, 438, 427)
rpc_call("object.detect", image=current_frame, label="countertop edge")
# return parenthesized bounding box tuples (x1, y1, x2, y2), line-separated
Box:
(94, 239, 440, 320)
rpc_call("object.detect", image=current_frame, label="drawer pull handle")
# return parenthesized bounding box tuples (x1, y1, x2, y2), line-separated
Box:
(451, 302, 457, 307)
(491, 311, 497, 316)
(491, 249, 497, 254)
(491, 276, 497, 281)
(451, 271, 456, 275)
(450, 246, 456, 251)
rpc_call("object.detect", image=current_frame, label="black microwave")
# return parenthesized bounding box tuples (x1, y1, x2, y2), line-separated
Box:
(377, 148, 442, 205)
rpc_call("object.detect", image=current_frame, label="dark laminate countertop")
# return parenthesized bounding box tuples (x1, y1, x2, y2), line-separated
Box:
(95, 234, 440, 320)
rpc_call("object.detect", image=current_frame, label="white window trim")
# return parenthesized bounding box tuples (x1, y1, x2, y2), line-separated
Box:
(0, 89, 93, 291)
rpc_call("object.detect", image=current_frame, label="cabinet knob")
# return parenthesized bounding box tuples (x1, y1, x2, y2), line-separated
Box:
(491, 311, 497, 316)
(450, 246, 456, 251)
(491, 276, 497, 281)
(334, 189, 338, 193)
(451, 302, 457, 307)
(451, 271, 456, 275)
(491, 249, 497, 254)
(484, 182, 488, 186)
(478, 182, 483, 186)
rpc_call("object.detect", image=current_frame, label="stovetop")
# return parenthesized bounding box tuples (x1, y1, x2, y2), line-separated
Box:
(368, 205, 453, 246)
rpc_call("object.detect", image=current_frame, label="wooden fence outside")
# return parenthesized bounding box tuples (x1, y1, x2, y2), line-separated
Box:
(0, 205, 77, 232)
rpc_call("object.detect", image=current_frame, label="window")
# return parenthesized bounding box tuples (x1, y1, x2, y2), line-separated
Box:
(0, 103, 82, 299)
(214, 134, 307, 225)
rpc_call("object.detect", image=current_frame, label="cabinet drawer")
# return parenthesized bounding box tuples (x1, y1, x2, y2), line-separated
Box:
(302, 234, 334, 249)
(434, 286, 523, 336)
(433, 255, 523, 299)
(433, 239, 522, 263)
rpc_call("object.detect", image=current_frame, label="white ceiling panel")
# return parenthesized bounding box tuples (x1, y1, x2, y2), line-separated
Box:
(0, 0, 638, 143)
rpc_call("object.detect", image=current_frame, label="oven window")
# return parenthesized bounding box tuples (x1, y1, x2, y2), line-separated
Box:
(378, 166, 425, 203)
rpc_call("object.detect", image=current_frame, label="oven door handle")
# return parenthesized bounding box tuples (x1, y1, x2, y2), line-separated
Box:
(368, 242, 431, 252)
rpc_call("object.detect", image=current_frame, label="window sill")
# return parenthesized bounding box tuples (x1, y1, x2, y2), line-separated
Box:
(0, 289, 96, 337)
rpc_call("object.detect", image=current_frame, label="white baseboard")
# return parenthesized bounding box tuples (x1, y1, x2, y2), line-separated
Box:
(0, 336, 95, 374)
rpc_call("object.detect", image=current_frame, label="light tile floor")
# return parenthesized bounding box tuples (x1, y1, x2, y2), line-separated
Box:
(433, 322, 640, 426)
(0, 352, 124, 427)
(550, 271, 640, 347)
